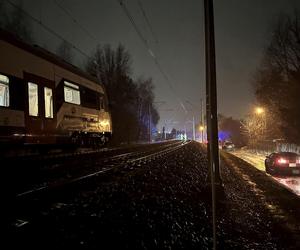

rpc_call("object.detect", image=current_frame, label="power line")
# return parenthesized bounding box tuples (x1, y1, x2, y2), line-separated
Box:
(52, 0, 185, 114)
(118, 0, 149, 48)
(7, 0, 187, 114)
(5, 0, 90, 60)
(117, 0, 187, 113)
(52, 0, 98, 43)
(136, 0, 158, 44)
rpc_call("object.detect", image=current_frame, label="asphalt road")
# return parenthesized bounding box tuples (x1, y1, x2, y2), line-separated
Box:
(231, 149, 300, 196)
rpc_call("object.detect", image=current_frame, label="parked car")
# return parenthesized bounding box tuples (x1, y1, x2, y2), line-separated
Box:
(265, 152, 300, 175)
(222, 141, 235, 151)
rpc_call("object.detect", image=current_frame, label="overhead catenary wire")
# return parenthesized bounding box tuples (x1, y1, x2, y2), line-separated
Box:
(136, 0, 158, 44)
(55, 0, 186, 113)
(117, 0, 187, 113)
(5, 0, 91, 60)
(52, 0, 98, 43)
(6, 0, 187, 113)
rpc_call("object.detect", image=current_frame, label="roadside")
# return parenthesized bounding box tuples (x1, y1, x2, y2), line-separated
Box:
(230, 149, 300, 196)
(221, 151, 300, 249)
(230, 149, 266, 171)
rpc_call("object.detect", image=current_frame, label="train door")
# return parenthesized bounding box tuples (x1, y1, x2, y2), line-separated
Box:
(24, 72, 56, 143)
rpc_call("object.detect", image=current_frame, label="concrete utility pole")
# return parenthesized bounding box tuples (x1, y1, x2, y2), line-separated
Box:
(204, 0, 221, 183)
(192, 116, 195, 140)
(200, 98, 204, 142)
(204, 0, 222, 249)
(148, 103, 151, 143)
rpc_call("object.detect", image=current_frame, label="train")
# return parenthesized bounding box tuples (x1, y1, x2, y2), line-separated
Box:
(0, 30, 112, 146)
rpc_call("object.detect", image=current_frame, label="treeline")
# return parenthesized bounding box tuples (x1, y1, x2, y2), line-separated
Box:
(253, 10, 300, 144)
(218, 114, 247, 147)
(85, 45, 159, 144)
(0, 1, 32, 42)
(0, 1, 159, 144)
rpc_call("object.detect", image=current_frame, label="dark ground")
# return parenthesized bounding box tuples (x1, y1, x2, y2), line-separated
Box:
(6, 141, 300, 249)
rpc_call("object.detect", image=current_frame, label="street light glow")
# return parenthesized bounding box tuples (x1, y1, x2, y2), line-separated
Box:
(255, 107, 264, 115)
(199, 125, 204, 131)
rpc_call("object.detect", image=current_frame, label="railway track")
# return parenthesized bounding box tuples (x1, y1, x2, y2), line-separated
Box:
(6, 142, 300, 250)
(14, 140, 190, 199)
(8, 140, 190, 230)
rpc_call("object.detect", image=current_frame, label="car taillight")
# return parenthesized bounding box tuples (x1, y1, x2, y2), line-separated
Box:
(276, 158, 289, 164)
(296, 158, 300, 164)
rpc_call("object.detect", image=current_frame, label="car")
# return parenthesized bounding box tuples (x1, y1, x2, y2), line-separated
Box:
(222, 141, 235, 151)
(265, 152, 300, 175)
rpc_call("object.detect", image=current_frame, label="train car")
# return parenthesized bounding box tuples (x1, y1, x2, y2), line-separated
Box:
(0, 30, 112, 146)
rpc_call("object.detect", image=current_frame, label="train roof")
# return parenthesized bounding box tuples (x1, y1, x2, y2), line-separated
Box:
(0, 29, 102, 88)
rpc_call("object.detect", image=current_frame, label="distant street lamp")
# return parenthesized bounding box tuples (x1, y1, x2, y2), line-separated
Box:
(254, 106, 267, 139)
(255, 107, 264, 115)
(199, 125, 205, 142)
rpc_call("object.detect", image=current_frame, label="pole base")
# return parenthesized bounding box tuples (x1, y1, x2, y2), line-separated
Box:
(204, 174, 225, 197)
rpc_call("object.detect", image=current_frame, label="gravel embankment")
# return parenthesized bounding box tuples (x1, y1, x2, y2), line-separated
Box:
(8, 142, 300, 249)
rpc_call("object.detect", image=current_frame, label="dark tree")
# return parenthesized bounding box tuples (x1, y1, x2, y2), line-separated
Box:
(56, 40, 73, 63)
(0, 1, 4, 27)
(218, 114, 247, 147)
(170, 128, 177, 139)
(136, 77, 159, 140)
(86, 44, 131, 88)
(1, 1, 33, 42)
(253, 10, 300, 143)
(86, 44, 159, 143)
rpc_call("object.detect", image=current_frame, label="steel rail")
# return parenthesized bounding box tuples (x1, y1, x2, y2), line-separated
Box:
(16, 141, 188, 198)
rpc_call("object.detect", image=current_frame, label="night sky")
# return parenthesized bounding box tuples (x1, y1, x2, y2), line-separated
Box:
(5, 0, 300, 132)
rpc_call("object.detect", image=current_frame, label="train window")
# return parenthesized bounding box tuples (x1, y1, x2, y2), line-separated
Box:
(44, 87, 53, 118)
(28, 82, 39, 116)
(64, 81, 80, 105)
(0, 74, 9, 107)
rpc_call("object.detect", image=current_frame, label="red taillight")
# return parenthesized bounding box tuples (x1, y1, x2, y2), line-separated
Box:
(296, 158, 300, 164)
(276, 158, 289, 164)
